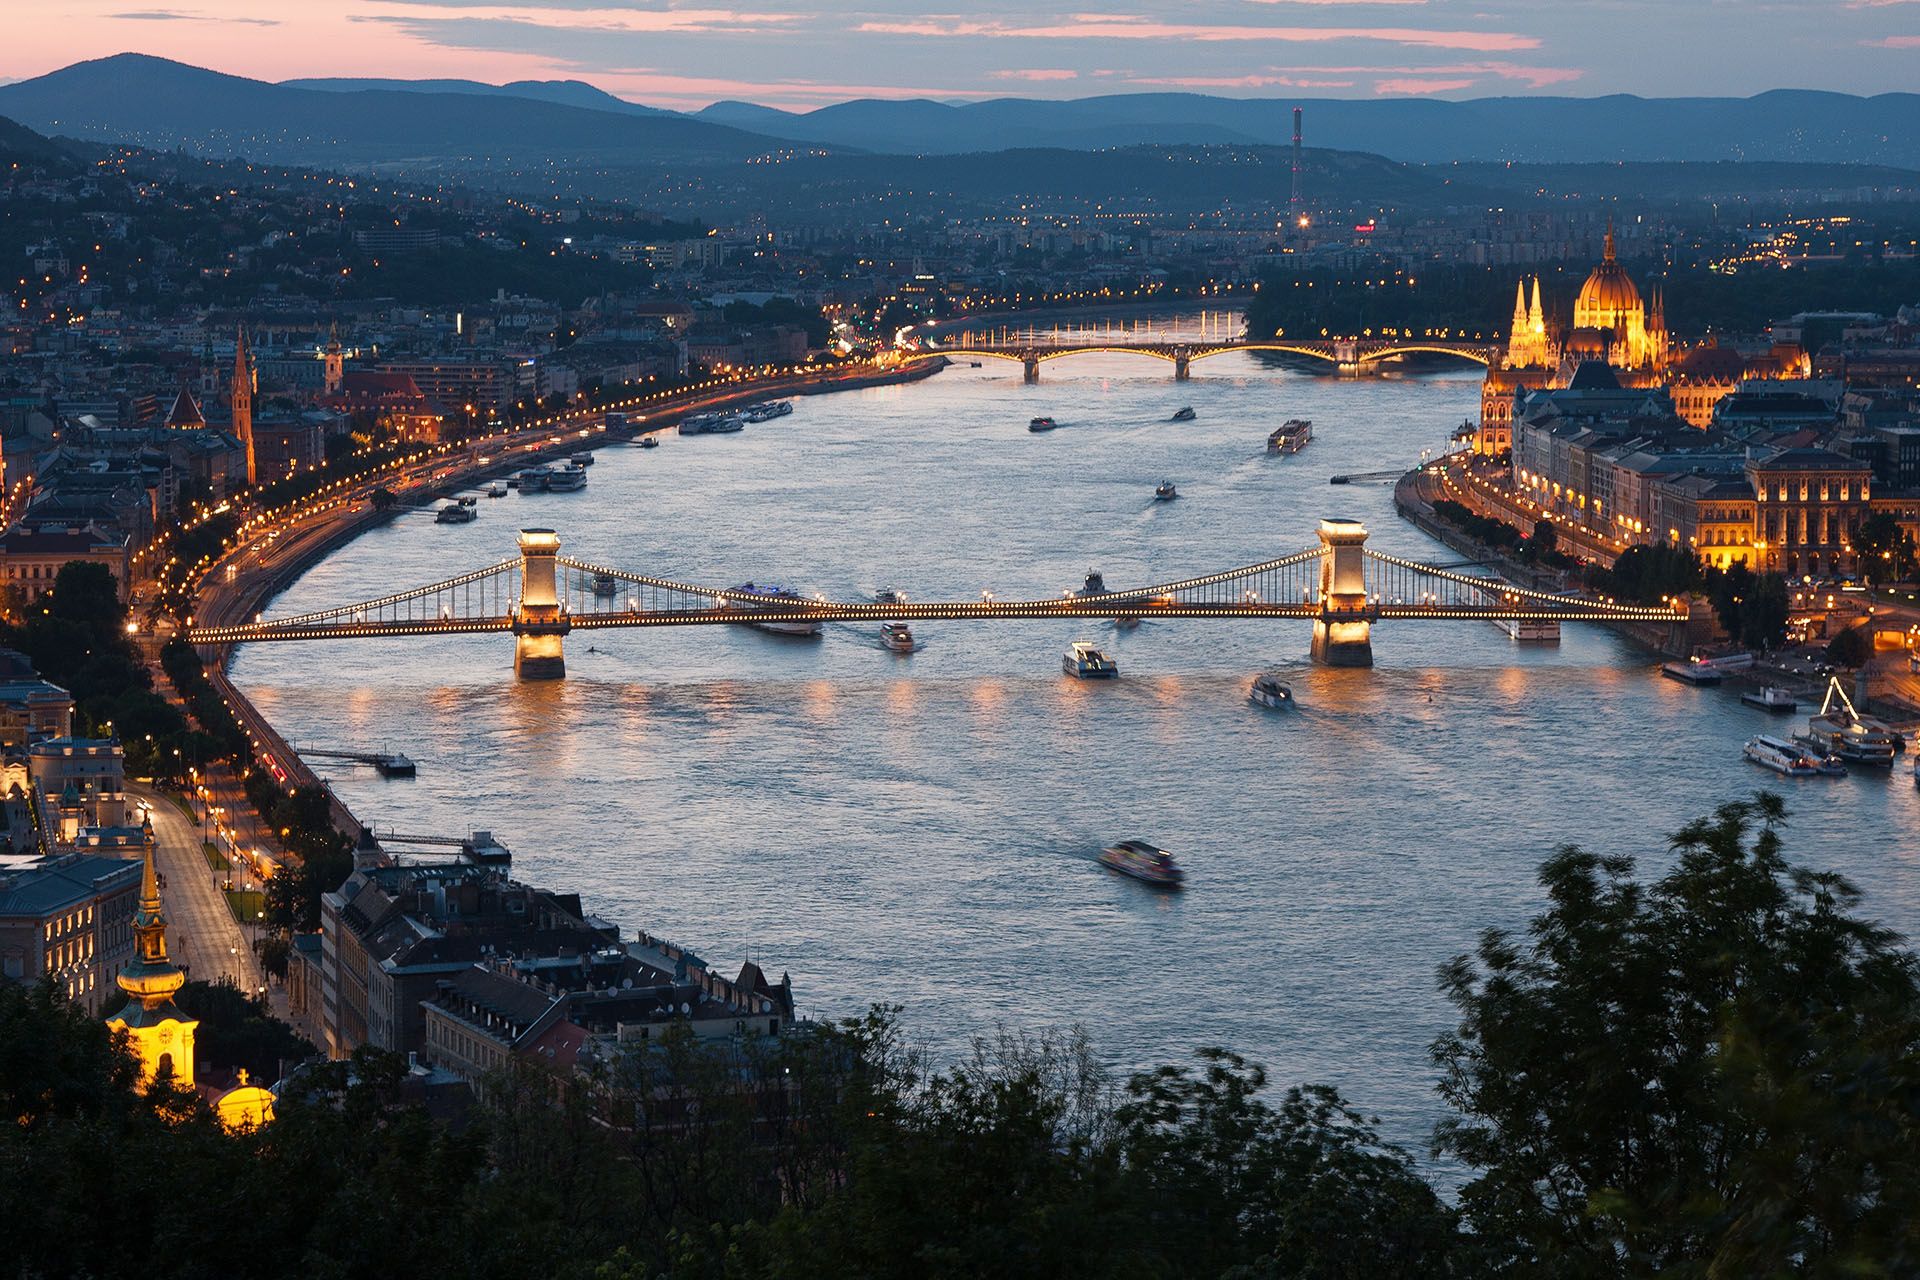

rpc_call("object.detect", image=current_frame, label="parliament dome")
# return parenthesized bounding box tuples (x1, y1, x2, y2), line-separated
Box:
(1576, 225, 1642, 316)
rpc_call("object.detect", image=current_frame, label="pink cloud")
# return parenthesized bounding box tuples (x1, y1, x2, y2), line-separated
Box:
(1125, 73, 1357, 88)
(988, 68, 1080, 81)
(1373, 76, 1475, 93)
(1865, 34, 1920, 45)
(854, 16, 1541, 52)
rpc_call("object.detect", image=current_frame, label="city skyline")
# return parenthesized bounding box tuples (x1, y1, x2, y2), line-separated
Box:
(1, 0, 1917, 111)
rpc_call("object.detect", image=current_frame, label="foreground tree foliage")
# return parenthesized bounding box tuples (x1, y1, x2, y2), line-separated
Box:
(3, 796, 1914, 1278)
(1434, 795, 1920, 1276)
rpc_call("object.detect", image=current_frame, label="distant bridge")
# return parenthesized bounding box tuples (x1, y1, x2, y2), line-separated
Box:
(933, 334, 1499, 381)
(189, 521, 1683, 679)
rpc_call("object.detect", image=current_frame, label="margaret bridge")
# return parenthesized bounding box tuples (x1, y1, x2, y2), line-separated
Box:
(931, 331, 1501, 381)
(187, 521, 1685, 679)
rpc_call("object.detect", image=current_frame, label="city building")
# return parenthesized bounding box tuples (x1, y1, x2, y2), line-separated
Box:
(28, 737, 128, 837)
(0, 848, 141, 1011)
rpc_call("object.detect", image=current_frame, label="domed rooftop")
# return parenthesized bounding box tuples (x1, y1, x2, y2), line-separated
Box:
(1577, 224, 1642, 317)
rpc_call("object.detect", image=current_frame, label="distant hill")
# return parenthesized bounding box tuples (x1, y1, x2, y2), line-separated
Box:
(281, 76, 673, 118)
(0, 113, 69, 166)
(693, 90, 1920, 167)
(0, 54, 786, 167)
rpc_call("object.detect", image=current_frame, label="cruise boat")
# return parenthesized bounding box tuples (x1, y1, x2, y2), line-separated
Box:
(880, 622, 915, 652)
(743, 400, 793, 422)
(1171, 406, 1196, 422)
(1740, 686, 1797, 713)
(1063, 641, 1118, 678)
(1267, 419, 1313, 454)
(1743, 735, 1828, 778)
(1028, 416, 1058, 432)
(639, 435, 660, 449)
(874, 587, 906, 607)
(1078, 570, 1108, 597)
(518, 466, 553, 492)
(731, 583, 823, 636)
(1662, 659, 1724, 686)
(1495, 618, 1560, 642)
(434, 502, 476, 524)
(457, 494, 479, 507)
(1154, 481, 1179, 501)
(570, 452, 594, 467)
(545, 463, 588, 492)
(680, 413, 745, 435)
(1098, 840, 1185, 888)
(1795, 677, 1897, 767)
(485, 483, 507, 498)
(1249, 674, 1293, 709)
(592, 572, 619, 599)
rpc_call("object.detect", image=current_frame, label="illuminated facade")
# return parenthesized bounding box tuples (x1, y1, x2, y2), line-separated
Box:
(233, 326, 256, 487)
(103, 824, 197, 1088)
(1568, 224, 1667, 373)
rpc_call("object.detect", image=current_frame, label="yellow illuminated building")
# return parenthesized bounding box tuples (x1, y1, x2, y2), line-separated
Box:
(1568, 222, 1667, 372)
(103, 824, 197, 1089)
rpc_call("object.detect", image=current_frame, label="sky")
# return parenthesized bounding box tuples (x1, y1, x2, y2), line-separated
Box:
(2, 0, 1917, 112)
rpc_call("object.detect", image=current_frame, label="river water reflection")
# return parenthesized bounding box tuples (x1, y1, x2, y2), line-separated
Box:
(233, 352, 1920, 1156)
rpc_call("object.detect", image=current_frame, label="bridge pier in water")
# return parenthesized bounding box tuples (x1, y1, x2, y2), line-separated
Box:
(1022, 353, 1040, 384)
(512, 527, 570, 680)
(1173, 347, 1191, 381)
(1310, 518, 1374, 667)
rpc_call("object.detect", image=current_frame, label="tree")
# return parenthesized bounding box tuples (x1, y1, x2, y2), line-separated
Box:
(1531, 520, 1557, 558)
(1825, 623, 1872, 669)
(1433, 795, 1920, 1276)
(1855, 513, 1917, 582)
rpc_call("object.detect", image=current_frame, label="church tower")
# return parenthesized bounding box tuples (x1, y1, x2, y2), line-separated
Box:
(232, 326, 256, 487)
(104, 821, 197, 1089)
(322, 321, 345, 395)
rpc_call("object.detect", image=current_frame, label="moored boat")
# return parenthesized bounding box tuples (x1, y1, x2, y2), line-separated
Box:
(1662, 659, 1724, 686)
(545, 462, 588, 491)
(434, 502, 476, 524)
(485, 483, 507, 498)
(1063, 641, 1118, 678)
(1249, 674, 1293, 708)
(1740, 686, 1797, 713)
(518, 466, 553, 492)
(1742, 734, 1830, 778)
(1795, 676, 1896, 766)
(1098, 840, 1185, 888)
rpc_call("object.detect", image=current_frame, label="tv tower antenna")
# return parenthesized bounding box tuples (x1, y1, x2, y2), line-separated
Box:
(1288, 106, 1307, 237)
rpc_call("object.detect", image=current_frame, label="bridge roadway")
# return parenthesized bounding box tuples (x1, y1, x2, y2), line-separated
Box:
(934, 336, 1500, 381)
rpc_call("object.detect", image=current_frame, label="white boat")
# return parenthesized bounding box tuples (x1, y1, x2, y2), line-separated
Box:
(1063, 641, 1118, 678)
(880, 622, 915, 652)
(1795, 677, 1896, 767)
(680, 413, 745, 435)
(1743, 735, 1828, 778)
(485, 483, 507, 498)
(545, 463, 588, 492)
(743, 400, 793, 422)
(434, 502, 476, 524)
(731, 583, 822, 636)
(1249, 674, 1293, 708)
(1495, 618, 1560, 642)
(1740, 686, 1797, 713)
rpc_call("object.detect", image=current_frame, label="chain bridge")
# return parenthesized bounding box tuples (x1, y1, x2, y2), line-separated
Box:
(934, 333, 1500, 381)
(187, 521, 1685, 679)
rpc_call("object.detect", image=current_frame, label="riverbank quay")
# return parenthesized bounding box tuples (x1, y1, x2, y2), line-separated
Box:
(1395, 464, 1705, 659)
(167, 354, 949, 854)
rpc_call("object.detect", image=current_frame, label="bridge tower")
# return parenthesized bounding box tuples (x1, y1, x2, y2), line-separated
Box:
(1310, 518, 1373, 667)
(512, 528, 570, 679)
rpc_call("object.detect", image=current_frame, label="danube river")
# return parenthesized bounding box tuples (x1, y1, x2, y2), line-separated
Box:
(233, 352, 1920, 1155)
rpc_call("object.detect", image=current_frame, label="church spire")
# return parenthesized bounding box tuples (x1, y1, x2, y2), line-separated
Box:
(1603, 216, 1617, 263)
(233, 325, 256, 487)
(1528, 276, 1545, 332)
(108, 818, 198, 1088)
(1510, 281, 1528, 338)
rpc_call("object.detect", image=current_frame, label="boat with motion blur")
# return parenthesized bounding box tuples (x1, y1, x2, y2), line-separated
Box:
(1267, 419, 1312, 454)
(1063, 641, 1118, 678)
(731, 583, 823, 636)
(1028, 416, 1058, 432)
(1154, 481, 1179, 501)
(1098, 840, 1185, 888)
(1249, 674, 1293, 709)
(1171, 406, 1196, 422)
(1795, 677, 1897, 767)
